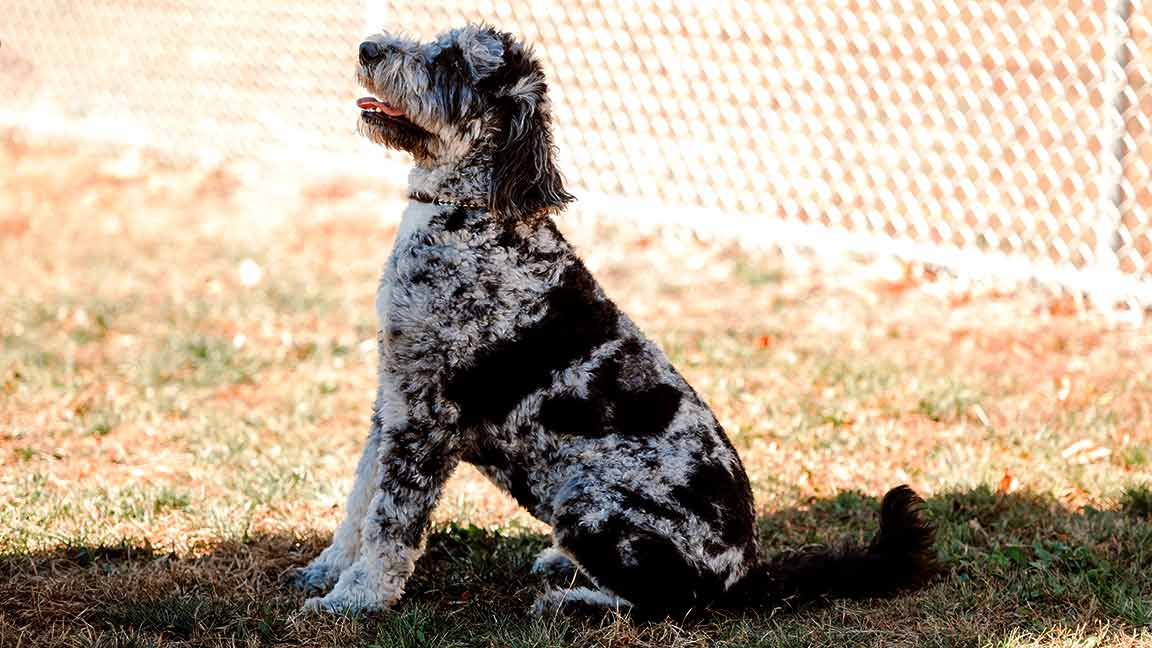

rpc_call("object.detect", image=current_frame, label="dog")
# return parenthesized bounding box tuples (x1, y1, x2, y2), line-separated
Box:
(293, 24, 937, 618)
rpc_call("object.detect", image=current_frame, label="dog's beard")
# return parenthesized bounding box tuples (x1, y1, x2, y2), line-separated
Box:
(357, 108, 435, 157)
(353, 76, 427, 142)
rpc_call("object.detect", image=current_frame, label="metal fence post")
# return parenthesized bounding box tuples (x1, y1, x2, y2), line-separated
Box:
(1096, 0, 1133, 306)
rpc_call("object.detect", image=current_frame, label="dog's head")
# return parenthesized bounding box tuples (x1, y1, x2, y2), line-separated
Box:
(357, 25, 572, 218)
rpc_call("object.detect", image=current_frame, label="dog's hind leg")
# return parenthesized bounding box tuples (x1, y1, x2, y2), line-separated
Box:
(293, 414, 383, 594)
(547, 483, 728, 619)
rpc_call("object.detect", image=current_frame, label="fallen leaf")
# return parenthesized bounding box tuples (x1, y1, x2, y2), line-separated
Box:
(1061, 439, 1093, 458)
(998, 472, 1020, 495)
(970, 404, 992, 427)
(1056, 376, 1071, 401)
(1061, 440, 1112, 464)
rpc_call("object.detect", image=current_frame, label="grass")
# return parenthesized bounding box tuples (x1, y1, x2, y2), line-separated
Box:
(2, 132, 1151, 646)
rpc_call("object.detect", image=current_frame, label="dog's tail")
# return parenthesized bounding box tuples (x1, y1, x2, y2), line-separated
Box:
(722, 485, 938, 610)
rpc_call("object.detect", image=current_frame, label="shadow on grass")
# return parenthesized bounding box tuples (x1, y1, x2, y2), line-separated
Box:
(1, 487, 1149, 647)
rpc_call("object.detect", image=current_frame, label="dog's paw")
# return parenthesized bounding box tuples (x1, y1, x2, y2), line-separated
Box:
(302, 588, 389, 615)
(531, 547, 576, 579)
(532, 587, 631, 617)
(292, 561, 340, 595)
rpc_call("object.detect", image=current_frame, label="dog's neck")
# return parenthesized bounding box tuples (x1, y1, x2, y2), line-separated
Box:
(407, 191, 486, 210)
(406, 143, 494, 210)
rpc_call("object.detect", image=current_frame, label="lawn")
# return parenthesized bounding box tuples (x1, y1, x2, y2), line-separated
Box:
(1, 131, 1151, 647)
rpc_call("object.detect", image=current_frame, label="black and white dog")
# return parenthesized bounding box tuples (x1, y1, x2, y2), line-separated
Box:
(294, 24, 936, 617)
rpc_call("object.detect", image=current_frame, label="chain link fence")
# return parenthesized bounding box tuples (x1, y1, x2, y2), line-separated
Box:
(3, 1, 1150, 307)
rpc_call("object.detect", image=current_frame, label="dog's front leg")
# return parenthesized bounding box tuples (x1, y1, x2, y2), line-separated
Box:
(304, 398, 459, 614)
(293, 409, 384, 594)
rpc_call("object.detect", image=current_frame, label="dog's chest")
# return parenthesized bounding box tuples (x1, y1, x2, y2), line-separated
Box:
(374, 202, 516, 358)
(374, 202, 438, 332)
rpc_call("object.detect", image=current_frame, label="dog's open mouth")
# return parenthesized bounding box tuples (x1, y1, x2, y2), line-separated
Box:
(355, 92, 433, 150)
(357, 96, 415, 126)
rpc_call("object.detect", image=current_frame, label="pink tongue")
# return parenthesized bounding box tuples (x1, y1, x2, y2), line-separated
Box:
(356, 96, 405, 116)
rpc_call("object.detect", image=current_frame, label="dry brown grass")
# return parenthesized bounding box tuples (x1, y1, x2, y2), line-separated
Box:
(1, 130, 1150, 647)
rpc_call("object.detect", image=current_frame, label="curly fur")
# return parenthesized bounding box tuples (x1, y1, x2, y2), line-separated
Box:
(295, 24, 938, 618)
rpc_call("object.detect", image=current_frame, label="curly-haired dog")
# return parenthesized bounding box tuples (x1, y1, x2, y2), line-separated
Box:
(294, 24, 937, 618)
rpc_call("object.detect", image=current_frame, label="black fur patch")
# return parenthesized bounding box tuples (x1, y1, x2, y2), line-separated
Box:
(538, 338, 682, 438)
(446, 260, 618, 427)
(495, 223, 519, 249)
(443, 207, 468, 232)
(671, 459, 755, 546)
(430, 44, 470, 122)
(475, 35, 538, 95)
(432, 44, 468, 76)
(538, 394, 600, 436)
(611, 487, 683, 522)
(612, 383, 682, 436)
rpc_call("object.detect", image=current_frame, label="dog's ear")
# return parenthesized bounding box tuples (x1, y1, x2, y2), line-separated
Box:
(456, 25, 505, 81)
(488, 51, 574, 219)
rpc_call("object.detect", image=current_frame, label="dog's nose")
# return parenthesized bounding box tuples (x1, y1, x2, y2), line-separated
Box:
(359, 41, 382, 65)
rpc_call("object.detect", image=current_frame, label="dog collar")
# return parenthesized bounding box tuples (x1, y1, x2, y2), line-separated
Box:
(408, 192, 486, 210)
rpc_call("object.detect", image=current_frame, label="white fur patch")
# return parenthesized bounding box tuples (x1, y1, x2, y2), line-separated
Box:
(532, 587, 632, 615)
